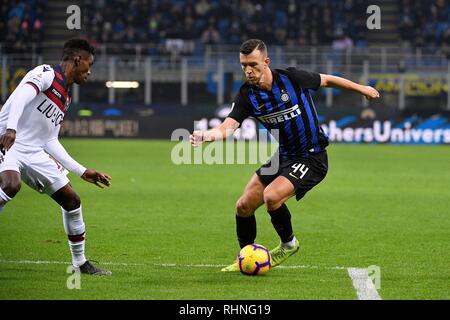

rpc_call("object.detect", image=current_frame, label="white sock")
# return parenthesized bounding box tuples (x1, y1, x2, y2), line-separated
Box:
(68, 238, 86, 267)
(62, 206, 87, 267)
(282, 236, 298, 250)
(0, 187, 12, 213)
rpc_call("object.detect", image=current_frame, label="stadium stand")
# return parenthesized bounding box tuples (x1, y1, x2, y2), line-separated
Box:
(399, 0, 450, 49)
(79, 0, 369, 53)
(1, 0, 450, 114)
(1, 0, 449, 55)
(0, 0, 47, 54)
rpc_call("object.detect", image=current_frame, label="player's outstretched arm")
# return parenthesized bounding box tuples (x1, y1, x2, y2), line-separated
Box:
(319, 74, 380, 100)
(190, 117, 240, 147)
(44, 138, 111, 188)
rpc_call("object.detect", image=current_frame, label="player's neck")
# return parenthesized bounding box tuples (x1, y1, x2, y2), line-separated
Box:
(257, 68, 273, 91)
(60, 62, 74, 86)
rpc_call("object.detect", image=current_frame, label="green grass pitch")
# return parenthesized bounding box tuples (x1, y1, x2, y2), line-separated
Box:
(0, 139, 448, 300)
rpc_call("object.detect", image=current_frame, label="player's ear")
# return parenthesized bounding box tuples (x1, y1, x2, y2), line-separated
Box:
(74, 55, 81, 66)
(264, 56, 270, 67)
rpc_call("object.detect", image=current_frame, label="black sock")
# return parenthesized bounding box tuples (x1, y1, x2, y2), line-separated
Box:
(268, 204, 294, 243)
(236, 215, 256, 249)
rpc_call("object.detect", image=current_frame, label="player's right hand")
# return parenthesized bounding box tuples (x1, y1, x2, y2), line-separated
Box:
(0, 129, 16, 155)
(190, 130, 204, 147)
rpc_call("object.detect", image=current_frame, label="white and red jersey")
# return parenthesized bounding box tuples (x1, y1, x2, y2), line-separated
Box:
(0, 64, 71, 151)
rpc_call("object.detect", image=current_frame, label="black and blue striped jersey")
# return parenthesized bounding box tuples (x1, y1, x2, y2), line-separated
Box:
(228, 67, 329, 159)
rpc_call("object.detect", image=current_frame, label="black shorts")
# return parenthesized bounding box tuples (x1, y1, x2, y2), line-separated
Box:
(256, 151, 328, 201)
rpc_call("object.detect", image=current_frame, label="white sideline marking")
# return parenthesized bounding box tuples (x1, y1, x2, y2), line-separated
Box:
(0, 259, 346, 270)
(347, 268, 382, 300)
(1, 259, 379, 299)
(0, 259, 145, 266)
(1, 259, 382, 299)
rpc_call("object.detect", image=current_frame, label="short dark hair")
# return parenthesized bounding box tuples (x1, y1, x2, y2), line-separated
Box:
(239, 39, 267, 55)
(61, 39, 95, 61)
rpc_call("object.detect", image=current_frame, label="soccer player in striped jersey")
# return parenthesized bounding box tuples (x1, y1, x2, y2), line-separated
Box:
(190, 39, 380, 271)
(0, 39, 112, 275)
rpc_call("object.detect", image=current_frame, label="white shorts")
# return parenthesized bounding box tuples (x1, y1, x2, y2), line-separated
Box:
(0, 144, 69, 195)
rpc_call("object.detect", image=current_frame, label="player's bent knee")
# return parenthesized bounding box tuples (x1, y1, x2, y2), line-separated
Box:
(263, 190, 283, 211)
(68, 194, 81, 211)
(53, 184, 82, 211)
(63, 193, 81, 211)
(1, 180, 21, 199)
(235, 198, 255, 217)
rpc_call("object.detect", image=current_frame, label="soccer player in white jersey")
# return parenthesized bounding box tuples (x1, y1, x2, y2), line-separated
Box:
(0, 39, 112, 275)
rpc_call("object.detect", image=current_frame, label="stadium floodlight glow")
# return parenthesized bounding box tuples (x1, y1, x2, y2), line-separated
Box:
(105, 81, 140, 89)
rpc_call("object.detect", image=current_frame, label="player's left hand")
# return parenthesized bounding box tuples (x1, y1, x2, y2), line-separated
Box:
(81, 169, 112, 188)
(361, 86, 380, 100)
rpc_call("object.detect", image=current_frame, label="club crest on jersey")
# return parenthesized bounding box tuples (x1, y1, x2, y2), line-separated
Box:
(258, 104, 301, 124)
(281, 91, 290, 102)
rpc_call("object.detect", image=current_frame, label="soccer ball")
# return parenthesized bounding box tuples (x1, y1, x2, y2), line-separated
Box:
(237, 244, 271, 275)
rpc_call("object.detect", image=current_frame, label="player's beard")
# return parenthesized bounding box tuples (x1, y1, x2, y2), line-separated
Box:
(247, 75, 260, 85)
(76, 75, 88, 85)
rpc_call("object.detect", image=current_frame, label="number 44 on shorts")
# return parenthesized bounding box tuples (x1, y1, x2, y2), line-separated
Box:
(289, 163, 309, 180)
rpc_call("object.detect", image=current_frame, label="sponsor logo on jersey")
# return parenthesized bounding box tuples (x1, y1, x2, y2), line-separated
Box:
(257, 103, 266, 110)
(52, 88, 62, 98)
(36, 99, 64, 126)
(257, 104, 301, 124)
(43, 79, 69, 113)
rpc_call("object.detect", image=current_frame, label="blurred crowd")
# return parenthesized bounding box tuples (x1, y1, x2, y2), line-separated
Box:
(0, 0, 47, 54)
(81, 0, 368, 55)
(1, 0, 450, 56)
(399, 0, 450, 51)
(83, 0, 367, 49)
